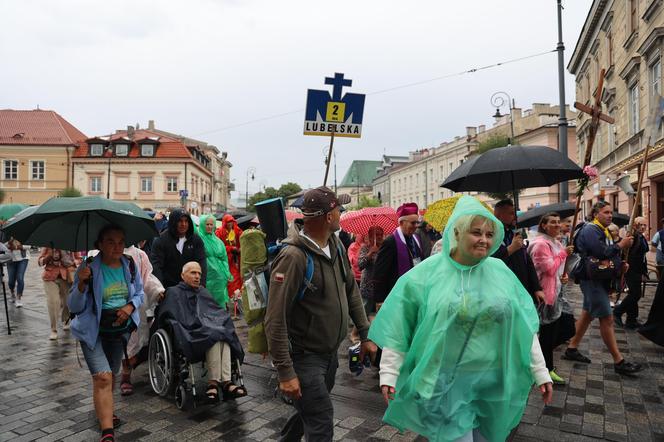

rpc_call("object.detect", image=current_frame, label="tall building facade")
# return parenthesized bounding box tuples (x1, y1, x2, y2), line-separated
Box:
(569, 0, 664, 231)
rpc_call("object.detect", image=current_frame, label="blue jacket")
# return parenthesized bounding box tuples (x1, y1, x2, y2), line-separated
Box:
(67, 255, 144, 350)
(574, 222, 622, 280)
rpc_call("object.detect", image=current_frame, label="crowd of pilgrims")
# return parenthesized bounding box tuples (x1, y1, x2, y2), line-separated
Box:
(5, 192, 664, 442)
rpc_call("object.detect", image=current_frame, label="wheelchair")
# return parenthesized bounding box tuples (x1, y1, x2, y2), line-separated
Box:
(147, 325, 244, 410)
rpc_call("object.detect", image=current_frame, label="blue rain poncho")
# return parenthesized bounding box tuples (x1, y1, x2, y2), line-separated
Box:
(369, 196, 539, 441)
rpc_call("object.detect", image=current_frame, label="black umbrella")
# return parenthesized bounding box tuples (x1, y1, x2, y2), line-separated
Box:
(441, 146, 584, 193)
(516, 202, 579, 228)
(611, 212, 630, 227)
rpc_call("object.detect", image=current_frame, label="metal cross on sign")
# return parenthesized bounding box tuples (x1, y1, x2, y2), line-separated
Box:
(573, 68, 616, 168)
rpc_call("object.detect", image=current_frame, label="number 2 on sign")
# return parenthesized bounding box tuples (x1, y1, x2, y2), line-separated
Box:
(326, 102, 345, 123)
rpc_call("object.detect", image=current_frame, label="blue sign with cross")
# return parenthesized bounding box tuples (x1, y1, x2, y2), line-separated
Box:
(304, 73, 365, 138)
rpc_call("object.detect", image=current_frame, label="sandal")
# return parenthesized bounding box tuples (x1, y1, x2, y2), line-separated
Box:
(120, 375, 133, 396)
(221, 381, 247, 400)
(100, 430, 114, 442)
(206, 383, 219, 402)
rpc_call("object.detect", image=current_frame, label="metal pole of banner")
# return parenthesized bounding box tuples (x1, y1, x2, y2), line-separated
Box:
(323, 128, 336, 187)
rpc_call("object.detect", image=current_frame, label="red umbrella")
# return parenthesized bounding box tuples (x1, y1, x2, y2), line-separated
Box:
(340, 207, 398, 236)
(285, 210, 303, 222)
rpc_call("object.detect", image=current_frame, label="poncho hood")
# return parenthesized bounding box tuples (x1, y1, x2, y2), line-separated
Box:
(440, 196, 504, 270)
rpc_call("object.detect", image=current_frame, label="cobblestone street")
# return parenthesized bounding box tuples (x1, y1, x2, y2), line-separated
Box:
(0, 255, 663, 441)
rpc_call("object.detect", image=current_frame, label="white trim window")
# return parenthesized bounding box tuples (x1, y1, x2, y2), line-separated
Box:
(166, 177, 178, 192)
(30, 160, 44, 180)
(141, 144, 154, 157)
(90, 144, 104, 156)
(141, 176, 153, 192)
(3, 160, 18, 180)
(90, 176, 102, 193)
(115, 144, 129, 156)
(651, 58, 661, 96)
(629, 83, 640, 135)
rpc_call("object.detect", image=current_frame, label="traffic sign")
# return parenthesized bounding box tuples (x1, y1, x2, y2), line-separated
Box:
(179, 189, 189, 198)
(304, 73, 365, 138)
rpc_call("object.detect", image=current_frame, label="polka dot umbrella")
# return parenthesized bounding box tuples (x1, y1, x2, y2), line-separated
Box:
(340, 206, 398, 236)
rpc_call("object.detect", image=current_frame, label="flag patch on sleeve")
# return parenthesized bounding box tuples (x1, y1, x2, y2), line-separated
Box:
(274, 272, 285, 283)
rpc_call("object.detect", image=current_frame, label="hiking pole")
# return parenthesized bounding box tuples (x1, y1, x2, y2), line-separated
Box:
(1, 265, 10, 335)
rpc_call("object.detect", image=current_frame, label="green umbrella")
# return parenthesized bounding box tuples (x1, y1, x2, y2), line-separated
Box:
(1, 196, 158, 251)
(0, 203, 28, 221)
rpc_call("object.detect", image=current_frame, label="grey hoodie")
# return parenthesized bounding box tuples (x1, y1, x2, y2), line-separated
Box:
(265, 222, 370, 381)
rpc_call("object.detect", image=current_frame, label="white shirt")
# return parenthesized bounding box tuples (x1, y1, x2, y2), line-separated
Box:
(300, 230, 331, 258)
(176, 237, 186, 254)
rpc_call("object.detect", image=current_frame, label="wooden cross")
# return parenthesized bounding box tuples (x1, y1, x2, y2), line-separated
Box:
(570, 68, 616, 229)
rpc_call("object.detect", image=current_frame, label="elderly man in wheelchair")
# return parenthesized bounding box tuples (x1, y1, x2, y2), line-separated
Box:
(148, 261, 246, 408)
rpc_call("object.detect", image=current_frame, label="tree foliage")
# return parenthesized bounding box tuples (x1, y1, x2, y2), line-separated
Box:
(349, 195, 382, 210)
(58, 187, 83, 197)
(246, 182, 302, 211)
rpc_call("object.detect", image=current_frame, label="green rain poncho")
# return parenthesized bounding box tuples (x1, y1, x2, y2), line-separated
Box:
(197, 215, 233, 307)
(368, 196, 539, 442)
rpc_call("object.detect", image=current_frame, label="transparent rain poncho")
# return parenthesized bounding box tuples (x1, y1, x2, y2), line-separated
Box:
(369, 196, 539, 442)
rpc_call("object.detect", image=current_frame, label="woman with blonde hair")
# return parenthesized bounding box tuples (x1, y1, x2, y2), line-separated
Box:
(369, 196, 552, 442)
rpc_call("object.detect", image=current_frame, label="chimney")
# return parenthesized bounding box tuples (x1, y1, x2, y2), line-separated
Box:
(135, 122, 140, 130)
(466, 127, 477, 138)
(127, 125, 135, 138)
(478, 125, 486, 133)
(148, 120, 155, 130)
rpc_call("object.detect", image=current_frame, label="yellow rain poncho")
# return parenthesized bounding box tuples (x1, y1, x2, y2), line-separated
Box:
(369, 196, 539, 441)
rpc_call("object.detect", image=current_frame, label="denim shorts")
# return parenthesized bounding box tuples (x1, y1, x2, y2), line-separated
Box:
(80, 335, 125, 375)
(580, 279, 612, 319)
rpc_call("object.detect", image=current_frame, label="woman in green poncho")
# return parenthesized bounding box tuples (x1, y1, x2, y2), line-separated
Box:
(198, 215, 233, 308)
(369, 196, 553, 442)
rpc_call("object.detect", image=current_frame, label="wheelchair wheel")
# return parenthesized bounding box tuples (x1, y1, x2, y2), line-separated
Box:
(175, 384, 189, 410)
(148, 329, 175, 397)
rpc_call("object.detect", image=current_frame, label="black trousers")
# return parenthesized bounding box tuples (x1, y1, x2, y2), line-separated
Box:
(539, 319, 561, 371)
(614, 276, 642, 322)
(280, 353, 338, 442)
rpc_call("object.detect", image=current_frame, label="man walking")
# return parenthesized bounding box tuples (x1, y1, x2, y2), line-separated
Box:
(372, 202, 422, 303)
(265, 187, 376, 441)
(564, 201, 642, 375)
(492, 199, 546, 304)
(150, 209, 207, 289)
(614, 216, 649, 329)
(650, 217, 664, 279)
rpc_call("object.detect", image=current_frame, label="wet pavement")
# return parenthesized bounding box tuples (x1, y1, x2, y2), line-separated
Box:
(0, 255, 662, 441)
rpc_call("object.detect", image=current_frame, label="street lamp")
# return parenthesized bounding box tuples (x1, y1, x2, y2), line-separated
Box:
(245, 167, 256, 209)
(490, 91, 516, 145)
(106, 145, 113, 199)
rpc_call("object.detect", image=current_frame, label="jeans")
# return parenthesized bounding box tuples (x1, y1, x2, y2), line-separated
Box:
(280, 353, 338, 442)
(7, 259, 28, 295)
(80, 335, 125, 375)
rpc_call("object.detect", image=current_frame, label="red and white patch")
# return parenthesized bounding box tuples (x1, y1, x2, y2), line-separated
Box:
(274, 272, 285, 283)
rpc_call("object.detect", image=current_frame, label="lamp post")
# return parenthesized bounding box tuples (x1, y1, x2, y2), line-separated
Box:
(556, 0, 569, 202)
(245, 167, 256, 209)
(106, 145, 113, 199)
(490, 91, 516, 145)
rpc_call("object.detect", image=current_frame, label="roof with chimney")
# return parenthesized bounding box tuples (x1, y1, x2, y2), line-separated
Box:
(0, 109, 87, 146)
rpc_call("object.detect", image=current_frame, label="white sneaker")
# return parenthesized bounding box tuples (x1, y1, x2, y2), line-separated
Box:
(49, 331, 58, 340)
(63, 322, 70, 331)
(15, 300, 22, 308)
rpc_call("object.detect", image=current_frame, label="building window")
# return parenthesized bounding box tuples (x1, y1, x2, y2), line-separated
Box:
(141, 176, 153, 192)
(650, 58, 661, 96)
(607, 30, 613, 65)
(90, 144, 104, 156)
(31, 161, 44, 180)
(629, 0, 638, 34)
(166, 177, 178, 192)
(90, 176, 102, 193)
(3, 160, 17, 180)
(141, 144, 154, 157)
(629, 83, 640, 135)
(115, 144, 129, 156)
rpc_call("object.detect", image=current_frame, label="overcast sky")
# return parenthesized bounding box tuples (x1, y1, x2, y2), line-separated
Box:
(0, 0, 592, 199)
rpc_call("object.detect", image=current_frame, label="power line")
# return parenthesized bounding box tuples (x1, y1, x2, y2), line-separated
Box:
(193, 49, 556, 136)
